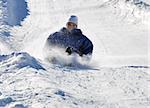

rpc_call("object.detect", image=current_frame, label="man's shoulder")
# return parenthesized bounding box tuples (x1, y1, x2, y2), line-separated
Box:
(48, 27, 65, 37)
(48, 27, 69, 40)
(48, 32, 58, 38)
(80, 33, 93, 46)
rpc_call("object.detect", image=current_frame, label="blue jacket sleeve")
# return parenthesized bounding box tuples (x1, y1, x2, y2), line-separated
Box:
(79, 37, 93, 55)
(69, 29, 93, 56)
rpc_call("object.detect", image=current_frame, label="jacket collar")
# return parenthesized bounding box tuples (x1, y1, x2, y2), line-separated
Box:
(60, 27, 70, 35)
(60, 27, 82, 36)
(71, 29, 82, 35)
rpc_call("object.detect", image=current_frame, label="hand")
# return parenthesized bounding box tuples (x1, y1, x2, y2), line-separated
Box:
(66, 47, 83, 56)
(65, 47, 72, 55)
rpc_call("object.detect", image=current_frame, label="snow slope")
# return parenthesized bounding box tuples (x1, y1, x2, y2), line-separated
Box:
(8, 0, 150, 66)
(0, 0, 150, 108)
(0, 52, 149, 108)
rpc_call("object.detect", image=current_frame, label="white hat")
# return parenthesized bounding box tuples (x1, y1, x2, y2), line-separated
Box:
(67, 15, 78, 26)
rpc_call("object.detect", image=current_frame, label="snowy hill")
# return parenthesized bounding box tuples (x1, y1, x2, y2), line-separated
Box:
(0, 0, 150, 108)
(0, 52, 149, 108)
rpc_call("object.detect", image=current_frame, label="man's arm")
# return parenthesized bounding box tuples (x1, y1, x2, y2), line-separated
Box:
(79, 37, 93, 56)
(65, 39, 93, 57)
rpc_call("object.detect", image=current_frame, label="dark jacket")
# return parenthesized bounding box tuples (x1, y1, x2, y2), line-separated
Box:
(46, 27, 93, 56)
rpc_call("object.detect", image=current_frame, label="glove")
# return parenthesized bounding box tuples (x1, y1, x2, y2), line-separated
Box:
(66, 46, 83, 56)
(65, 47, 72, 55)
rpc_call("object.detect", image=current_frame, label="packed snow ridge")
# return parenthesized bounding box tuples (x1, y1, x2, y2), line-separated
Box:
(0, 52, 45, 70)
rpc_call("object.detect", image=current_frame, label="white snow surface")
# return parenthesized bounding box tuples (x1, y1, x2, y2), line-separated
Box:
(0, 0, 150, 108)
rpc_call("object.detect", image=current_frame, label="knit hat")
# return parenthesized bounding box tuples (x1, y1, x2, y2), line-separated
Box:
(67, 15, 78, 26)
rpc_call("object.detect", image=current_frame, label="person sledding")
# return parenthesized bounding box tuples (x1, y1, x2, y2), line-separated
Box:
(45, 15, 93, 57)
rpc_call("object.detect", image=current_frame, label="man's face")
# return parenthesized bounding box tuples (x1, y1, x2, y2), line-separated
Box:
(66, 22, 77, 31)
